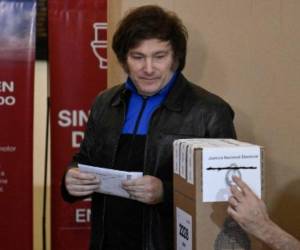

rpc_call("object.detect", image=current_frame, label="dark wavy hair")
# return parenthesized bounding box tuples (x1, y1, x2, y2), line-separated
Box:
(112, 5, 188, 71)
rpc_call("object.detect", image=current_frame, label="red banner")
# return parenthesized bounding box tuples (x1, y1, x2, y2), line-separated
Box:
(49, 1, 107, 249)
(0, 1, 36, 250)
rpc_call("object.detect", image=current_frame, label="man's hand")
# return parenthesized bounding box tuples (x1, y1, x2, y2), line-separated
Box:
(227, 176, 271, 238)
(65, 167, 100, 197)
(122, 175, 164, 204)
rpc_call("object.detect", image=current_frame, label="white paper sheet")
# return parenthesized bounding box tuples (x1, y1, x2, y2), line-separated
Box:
(202, 146, 261, 202)
(78, 163, 143, 199)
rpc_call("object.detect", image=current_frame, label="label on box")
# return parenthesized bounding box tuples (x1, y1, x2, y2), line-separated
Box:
(202, 146, 261, 202)
(176, 207, 192, 250)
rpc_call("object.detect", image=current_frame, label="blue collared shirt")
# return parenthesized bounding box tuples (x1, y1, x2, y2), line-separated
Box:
(122, 72, 178, 135)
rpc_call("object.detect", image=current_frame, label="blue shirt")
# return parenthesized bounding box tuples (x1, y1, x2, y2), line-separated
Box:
(122, 72, 178, 135)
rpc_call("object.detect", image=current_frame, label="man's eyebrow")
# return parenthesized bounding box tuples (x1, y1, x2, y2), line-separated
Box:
(128, 50, 171, 56)
(128, 51, 145, 56)
(153, 50, 170, 55)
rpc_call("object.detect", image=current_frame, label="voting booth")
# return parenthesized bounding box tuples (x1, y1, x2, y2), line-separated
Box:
(173, 139, 265, 250)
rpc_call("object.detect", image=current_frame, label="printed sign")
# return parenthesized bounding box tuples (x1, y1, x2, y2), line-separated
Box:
(0, 1, 36, 249)
(49, 0, 107, 249)
(202, 146, 261, 202)
(176, 207, 193, 250)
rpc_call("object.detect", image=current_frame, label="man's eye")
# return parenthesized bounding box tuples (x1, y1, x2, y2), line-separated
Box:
(131, 55, 143, 60)
(154, 54, 167, 60)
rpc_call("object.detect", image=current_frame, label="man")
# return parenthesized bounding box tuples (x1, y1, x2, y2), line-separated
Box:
(62, 5, 236, 250)
(228, 176, 300, 250)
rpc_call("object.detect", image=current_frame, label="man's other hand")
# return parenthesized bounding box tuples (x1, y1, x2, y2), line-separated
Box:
(65, 168, 100, 197)
(122, 175, 164, 204)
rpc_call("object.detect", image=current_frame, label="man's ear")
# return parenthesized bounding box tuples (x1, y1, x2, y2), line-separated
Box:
(121, 60, 129, 73)
(171, 58, 179, 71)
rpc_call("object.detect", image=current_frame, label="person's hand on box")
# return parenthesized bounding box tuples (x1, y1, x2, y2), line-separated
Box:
(227, 176, 300, 250)
(227, 176, 271, 238)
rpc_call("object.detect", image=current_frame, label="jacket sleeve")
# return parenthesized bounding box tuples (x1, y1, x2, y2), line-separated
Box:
(61, 97, 102, 203)
(159, 181, 173, 211)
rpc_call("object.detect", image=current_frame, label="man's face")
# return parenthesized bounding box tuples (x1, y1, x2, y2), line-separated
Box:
(126, 39, 176, 96)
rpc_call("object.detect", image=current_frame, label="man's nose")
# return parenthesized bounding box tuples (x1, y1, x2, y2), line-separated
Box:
(143, 57, 154, 74)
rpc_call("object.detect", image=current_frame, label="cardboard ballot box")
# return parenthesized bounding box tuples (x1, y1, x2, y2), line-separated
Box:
(173, 139, 265, 250)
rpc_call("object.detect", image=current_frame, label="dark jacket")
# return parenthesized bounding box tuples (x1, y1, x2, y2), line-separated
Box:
(62, 73, 236, 250)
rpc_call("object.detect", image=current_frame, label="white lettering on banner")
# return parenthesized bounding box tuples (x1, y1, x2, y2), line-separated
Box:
(0, 81, 16, 106)
(0, 146, 16, 152)
(0, 170, 8, 193)
(57, 109, 90, 148)
(0, 81, 14, 92)
(0, 96, 16, 106)
(58, 109, 89, 127)
(72, 131, 84, 148)
(75, 208, 91, 223)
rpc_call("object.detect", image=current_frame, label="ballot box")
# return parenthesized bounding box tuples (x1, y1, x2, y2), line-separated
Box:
(173, 139, 265, 250)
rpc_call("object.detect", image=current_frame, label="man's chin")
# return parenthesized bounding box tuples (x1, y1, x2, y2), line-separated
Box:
(137, 88, 158, 97)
